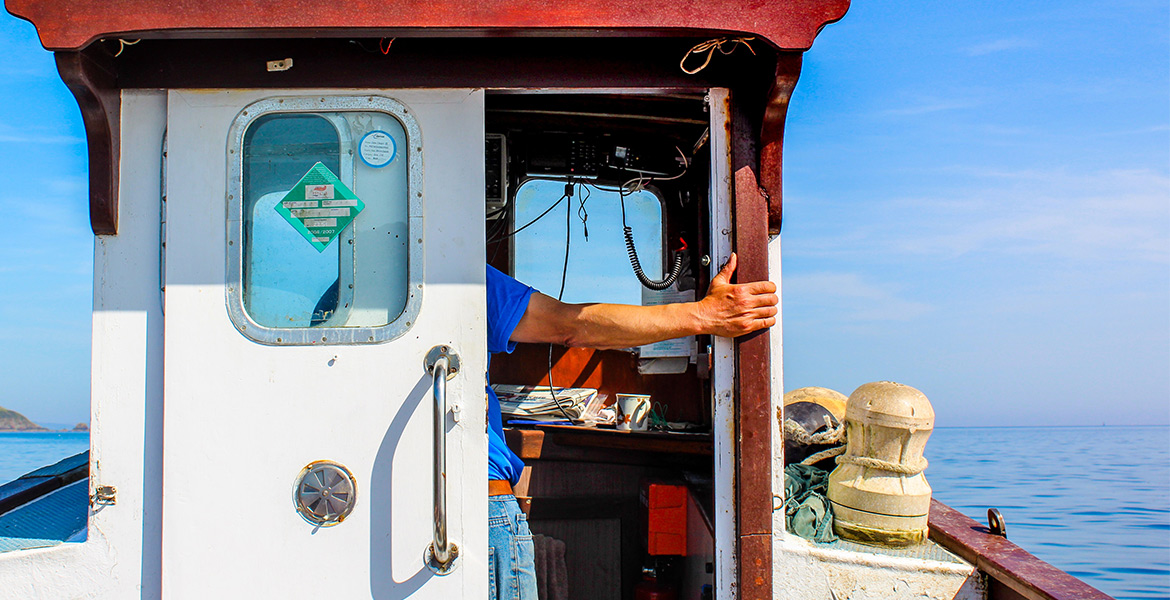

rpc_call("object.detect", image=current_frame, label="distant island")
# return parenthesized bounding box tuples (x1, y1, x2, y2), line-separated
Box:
(0, 406, 89, 432)
(0, 406, 47, 431)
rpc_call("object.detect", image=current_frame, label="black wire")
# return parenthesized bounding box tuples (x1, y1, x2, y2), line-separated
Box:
(577, 183, 590, 241)
(486, 194, 512, 265)
(558, 192, 571, 300)
(619, 186, 629, 228)
(488, 191, 568, 244)
(547, 190, 575, 423)
(486, 196, 511, 238)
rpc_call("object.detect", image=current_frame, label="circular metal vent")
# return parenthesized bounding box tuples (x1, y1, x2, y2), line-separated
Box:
(293, 461, 357, 527)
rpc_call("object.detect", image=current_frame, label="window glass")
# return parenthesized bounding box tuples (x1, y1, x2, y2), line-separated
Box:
(239, 110, 411, 332)
(512, 180, 663, 306)
(243, 114, 342, 328)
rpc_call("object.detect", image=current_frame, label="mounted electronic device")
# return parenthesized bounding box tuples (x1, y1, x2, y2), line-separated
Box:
(516, 133, 685, 186)
(485, 133, 507, 219)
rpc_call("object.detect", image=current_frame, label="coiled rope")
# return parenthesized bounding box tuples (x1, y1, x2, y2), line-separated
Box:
(783, 418, 929, 475)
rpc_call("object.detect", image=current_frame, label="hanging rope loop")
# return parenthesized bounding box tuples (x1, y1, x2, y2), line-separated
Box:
(113, 38, 140, 57)
(679, 36, 757, 75)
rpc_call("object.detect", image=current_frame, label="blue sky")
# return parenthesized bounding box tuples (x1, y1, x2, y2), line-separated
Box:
(0, 1, 1166, 427)
(781, 0, 1169, 426)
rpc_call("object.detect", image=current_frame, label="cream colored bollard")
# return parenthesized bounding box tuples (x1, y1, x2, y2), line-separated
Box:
(827, 381, 935, 546)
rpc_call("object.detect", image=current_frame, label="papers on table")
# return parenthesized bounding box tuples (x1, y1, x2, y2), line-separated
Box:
(492, 384, 607, 424)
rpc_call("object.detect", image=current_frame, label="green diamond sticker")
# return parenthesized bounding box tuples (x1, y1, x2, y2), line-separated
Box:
(274, 162, 365, 252)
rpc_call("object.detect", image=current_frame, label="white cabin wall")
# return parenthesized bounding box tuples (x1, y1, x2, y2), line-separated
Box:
(90, 88, 167, 598)
(0, 90, 167, 599)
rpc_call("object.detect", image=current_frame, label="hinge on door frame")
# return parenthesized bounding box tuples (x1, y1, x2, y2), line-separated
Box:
(91, 485, 117, 506)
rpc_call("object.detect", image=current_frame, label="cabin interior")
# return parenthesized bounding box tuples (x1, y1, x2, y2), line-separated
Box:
(485, 91, 720, 600)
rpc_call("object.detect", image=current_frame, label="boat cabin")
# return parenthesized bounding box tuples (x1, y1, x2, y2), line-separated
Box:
(0, 2, 1116, 600)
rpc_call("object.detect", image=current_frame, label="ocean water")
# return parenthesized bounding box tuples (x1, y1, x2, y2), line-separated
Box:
(0, 427, 1166, 598)
(0, 432, 90, 484)
(927, 426, 1170, 600)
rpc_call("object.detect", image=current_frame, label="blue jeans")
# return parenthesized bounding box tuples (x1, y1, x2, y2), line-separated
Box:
(488, 495, 538, 600)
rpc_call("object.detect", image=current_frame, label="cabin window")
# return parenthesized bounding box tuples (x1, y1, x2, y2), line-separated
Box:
(512, 180, 664, 307)
(226, 96, 424, 345)
(242, 114, 347, 328)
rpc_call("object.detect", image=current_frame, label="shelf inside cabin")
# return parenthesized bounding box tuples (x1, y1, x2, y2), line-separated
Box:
(505, 424, 712, 466)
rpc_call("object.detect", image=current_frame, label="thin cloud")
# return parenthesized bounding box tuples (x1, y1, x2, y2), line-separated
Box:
(0, 64, 55, 79)
(880, 100, 980, 116)
(1092, 124, 1170, 138)
(964, 38, 1036, 56)
(785, 272, 933, 322)
(792, 168, 1170, 266)
(0, 133, 83, 144)
(0, 121, 84, 145)
(0, 177, 92, 245)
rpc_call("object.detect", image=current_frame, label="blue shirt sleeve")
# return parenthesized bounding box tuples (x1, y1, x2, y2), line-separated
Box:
(486, 265, 536, 354)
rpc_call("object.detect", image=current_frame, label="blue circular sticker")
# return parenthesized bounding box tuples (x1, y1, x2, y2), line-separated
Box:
(359, 130, 397, 168)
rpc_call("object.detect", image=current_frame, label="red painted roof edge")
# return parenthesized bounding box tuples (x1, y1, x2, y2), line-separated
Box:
(6, 0, 849, 52)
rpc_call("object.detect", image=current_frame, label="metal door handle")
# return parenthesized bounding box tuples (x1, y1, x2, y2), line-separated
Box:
(424, 345, 460, 573)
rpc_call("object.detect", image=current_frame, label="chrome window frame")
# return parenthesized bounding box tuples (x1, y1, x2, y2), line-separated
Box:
(226, 95, 424, 346)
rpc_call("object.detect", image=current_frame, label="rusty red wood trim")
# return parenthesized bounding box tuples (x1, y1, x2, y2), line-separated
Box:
(738, 533, 773, 599)
(928, 499, 1115, 600)
(732, 164, 773, 537)
(8, 0, 850, 52)
(759, 53, 802, 234)
(731, 94, 774, 598)
(56, 50, 120, 235)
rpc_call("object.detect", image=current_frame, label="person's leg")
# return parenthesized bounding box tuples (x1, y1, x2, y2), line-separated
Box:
(488, 494, 538, 600)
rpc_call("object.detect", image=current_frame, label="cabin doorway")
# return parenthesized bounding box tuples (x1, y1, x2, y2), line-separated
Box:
(481, 89, 734, 600)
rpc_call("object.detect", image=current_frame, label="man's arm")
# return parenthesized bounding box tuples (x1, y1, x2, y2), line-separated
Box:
(509, 253, 778, 349)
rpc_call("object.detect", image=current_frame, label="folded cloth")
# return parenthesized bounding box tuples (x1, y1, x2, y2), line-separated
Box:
(533, 534, 569, 600)
(784, 463, 837, 543)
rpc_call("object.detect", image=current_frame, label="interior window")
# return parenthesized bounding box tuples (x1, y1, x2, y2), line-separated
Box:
(512, 179, 663, 306)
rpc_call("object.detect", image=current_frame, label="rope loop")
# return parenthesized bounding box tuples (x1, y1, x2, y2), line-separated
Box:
(113, 38, 140, 58)
(782, 418, 844, 447)
(836, 453, 928, 476)
(679, 36, 757, 75)
(799, 445, 845, 466)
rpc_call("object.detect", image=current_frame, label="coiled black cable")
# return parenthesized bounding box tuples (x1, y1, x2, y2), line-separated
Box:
(620, 186, 685, 291)
(624, 226, 684, 290)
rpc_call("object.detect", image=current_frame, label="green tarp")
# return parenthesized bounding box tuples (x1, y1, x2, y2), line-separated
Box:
(784, 463, 837, 543)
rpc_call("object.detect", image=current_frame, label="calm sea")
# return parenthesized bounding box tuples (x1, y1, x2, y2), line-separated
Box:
(927, 426, 1169, 600)
(0, 431, 90, 484)
(1, 427, 1167, 598)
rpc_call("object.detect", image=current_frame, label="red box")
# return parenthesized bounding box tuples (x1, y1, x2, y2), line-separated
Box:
(646, 483, 687, 556)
